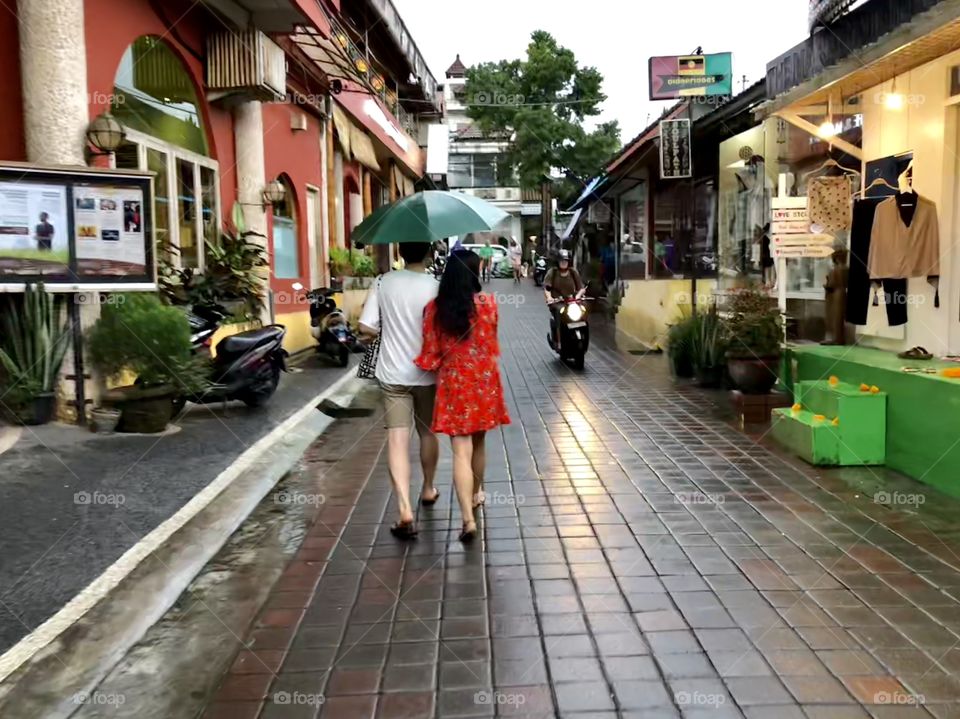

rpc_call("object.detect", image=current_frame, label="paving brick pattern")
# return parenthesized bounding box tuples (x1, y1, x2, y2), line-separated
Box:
(203, 282, 960, 718)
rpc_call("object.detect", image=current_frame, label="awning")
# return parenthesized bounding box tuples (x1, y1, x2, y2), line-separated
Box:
(332, 103, 351, 158)
(350, 125, 381, 172)
(568, 175, 609, 212)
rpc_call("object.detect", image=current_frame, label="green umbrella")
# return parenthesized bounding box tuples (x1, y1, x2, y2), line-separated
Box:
(351, 191, 509, 245)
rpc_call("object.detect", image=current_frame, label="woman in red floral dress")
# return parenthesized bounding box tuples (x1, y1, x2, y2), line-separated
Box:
(415, 250, 510, 542)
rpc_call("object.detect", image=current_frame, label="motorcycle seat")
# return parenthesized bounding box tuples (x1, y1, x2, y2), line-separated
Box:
(218, 326, 284, 356)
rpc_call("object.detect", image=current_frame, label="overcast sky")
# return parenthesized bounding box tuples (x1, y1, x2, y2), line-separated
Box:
(392, 0, 811, 142)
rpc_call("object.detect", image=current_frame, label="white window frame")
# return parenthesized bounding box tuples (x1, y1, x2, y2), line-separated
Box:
(111, 127, 221, 272)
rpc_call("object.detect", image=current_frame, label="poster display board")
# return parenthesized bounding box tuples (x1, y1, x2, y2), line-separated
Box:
(0, 164, 154, 288)
(649, 53, 733, 101)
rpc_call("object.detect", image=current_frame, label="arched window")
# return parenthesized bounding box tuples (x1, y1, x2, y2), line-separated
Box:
(110, 36, 218, 270)
(272, 178, 299, 279)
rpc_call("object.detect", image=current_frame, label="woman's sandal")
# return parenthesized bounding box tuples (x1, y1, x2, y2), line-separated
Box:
(898, 346, 933, 360)
(459, 520, 478, 544)
(390, 520, 418, 540)
(420, 489, 441, 507)
(472, 490, 486, 509)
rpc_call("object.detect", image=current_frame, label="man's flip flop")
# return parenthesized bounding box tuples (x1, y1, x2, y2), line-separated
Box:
(420, 489, 440, 507)
(390, 521, 418, 540)
(898, 346, 933, 360)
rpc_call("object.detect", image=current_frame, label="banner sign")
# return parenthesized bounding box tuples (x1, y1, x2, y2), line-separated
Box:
(649, 53, 733, 100)
(660, 119, 692, 179)
(0, 164, 154, 288)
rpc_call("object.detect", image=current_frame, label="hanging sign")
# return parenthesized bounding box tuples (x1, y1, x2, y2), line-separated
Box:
(0, 163, 155, 290)
(649, 53, 733, 100)
(660, 119, 692, 179)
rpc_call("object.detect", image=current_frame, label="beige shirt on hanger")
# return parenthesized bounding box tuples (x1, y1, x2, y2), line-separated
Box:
(867, 195, 940, 279)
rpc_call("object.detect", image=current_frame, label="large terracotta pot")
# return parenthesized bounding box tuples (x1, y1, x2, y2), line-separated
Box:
(728, 356, 780, 395)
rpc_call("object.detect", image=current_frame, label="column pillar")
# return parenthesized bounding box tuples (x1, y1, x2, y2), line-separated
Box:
(233, 100, 271, 323)
(18, 0, 89, 165)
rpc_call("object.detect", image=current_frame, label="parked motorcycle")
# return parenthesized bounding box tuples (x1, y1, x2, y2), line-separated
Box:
(548, 292, 591, 370)
(175, 304, 288, 412)
(533, 254, 548, 286)
(307, 287, 356, 367)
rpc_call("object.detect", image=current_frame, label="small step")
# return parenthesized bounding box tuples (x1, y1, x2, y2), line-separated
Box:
(771, 407, 840, 466)
(795, 379, 885, 420)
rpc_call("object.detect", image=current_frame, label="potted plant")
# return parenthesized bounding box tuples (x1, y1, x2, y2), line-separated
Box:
(0, 284, 71, 425)
(690, 307, 728, 388)
(667, 311, 697, 379)
(87, 294, 207, 433)
(158, 231, 268, 321)
(725, 287, 783, 394)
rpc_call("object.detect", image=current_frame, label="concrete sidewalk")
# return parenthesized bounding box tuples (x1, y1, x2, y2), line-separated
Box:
(0, 354, 350, 656)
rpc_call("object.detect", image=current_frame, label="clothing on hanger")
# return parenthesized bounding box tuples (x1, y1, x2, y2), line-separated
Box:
(808, 175, 853, 232)
(847, 197, 907, 327)
(867, 192, 940, 280)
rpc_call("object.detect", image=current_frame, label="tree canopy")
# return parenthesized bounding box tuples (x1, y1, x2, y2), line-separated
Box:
(463, 31, 621, 203)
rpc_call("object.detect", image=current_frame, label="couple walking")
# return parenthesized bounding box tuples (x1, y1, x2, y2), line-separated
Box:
(359, 242, 510, 543)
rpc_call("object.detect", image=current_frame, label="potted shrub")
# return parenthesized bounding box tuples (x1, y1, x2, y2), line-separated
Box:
(87, 294, 206, 433)
(725, 287, 783, 394)
(0, 284, 71, 425)
(158, 230, 268, 321)
(667, 311, 697, 379)
(690, 308, 728, 388)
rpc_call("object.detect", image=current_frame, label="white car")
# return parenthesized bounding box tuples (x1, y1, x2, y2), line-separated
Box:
(462, 243, 509, 275)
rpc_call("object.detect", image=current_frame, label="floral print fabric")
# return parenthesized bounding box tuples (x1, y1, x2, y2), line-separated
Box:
(807, 175, 853, 232)
(415, 293, 511, 436)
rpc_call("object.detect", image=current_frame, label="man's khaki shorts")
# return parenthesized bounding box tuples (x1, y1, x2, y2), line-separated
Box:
(380, 383, 436, 431)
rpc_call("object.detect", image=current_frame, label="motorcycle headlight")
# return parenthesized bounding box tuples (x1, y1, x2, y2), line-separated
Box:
(566, 303, 585, 322)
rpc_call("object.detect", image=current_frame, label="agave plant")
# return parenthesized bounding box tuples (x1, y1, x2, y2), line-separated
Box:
(0, 283, 72, 400)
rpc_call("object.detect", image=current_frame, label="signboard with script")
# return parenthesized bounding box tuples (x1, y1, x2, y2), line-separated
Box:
(660, 119, 692, 179)
(649, 53, 733, 101)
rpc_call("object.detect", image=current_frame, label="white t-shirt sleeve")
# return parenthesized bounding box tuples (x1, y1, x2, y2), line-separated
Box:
(358, 278, 380, 330)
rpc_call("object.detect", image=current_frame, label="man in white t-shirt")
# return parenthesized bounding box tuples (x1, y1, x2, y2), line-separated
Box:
(359, 242, 439, 537)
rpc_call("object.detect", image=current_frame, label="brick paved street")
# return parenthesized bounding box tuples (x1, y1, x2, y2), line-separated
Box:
(203, 281, 960, 719)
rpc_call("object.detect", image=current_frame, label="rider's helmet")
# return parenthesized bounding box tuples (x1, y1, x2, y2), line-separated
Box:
(558, 249, 572, 263)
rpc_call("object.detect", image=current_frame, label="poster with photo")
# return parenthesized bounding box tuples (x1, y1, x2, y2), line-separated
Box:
(0, 180, 69, 276)
(73, 184, 147, 277)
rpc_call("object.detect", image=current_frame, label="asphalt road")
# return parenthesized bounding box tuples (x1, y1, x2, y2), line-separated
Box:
(0, 355, 348, 654)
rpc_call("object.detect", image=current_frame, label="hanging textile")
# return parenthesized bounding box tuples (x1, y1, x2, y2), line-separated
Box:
(331, 103, 352, 158)
(350, 126, 381, 171)
(808, 175, 853, 232)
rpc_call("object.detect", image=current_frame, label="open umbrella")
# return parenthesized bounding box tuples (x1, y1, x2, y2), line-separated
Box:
(351, 191, 509, 245)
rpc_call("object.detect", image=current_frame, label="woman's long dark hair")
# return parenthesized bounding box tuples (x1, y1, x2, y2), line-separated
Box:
(435, 249, 482, 338)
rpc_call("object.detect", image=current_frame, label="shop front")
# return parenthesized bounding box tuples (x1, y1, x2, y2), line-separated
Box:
(762, 0, 960, 496)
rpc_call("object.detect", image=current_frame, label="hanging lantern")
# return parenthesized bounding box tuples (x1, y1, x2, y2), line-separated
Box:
(263, 179, 286, 207)
(335, 32, 349, 49)
(371, 74, 385, 92)
(86, 112, 125, 154)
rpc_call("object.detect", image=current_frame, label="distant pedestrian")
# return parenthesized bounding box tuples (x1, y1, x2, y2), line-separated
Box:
(478, 239, 494, 282)
(359, 241, 440, 540)
(508, 238, 522, 284)
(416, 250, 510, 543)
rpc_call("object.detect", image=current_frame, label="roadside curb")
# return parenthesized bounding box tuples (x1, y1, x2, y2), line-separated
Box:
(0, 369, 361, 718)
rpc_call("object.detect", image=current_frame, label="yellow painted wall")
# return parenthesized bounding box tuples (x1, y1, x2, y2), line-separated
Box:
(277, 311, 314, 355)
(615, 278, 718, 351)
(858, 49, 960, 354)
(342, 288, 371, 325)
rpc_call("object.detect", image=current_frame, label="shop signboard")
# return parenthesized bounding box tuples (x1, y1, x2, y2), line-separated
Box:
(660, 119, 692, 179)
(649, 53, 733, 101)
(0, 163, 154, 290)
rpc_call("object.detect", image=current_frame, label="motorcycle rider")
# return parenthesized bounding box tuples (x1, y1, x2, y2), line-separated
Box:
(543, 249, 584, 348)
